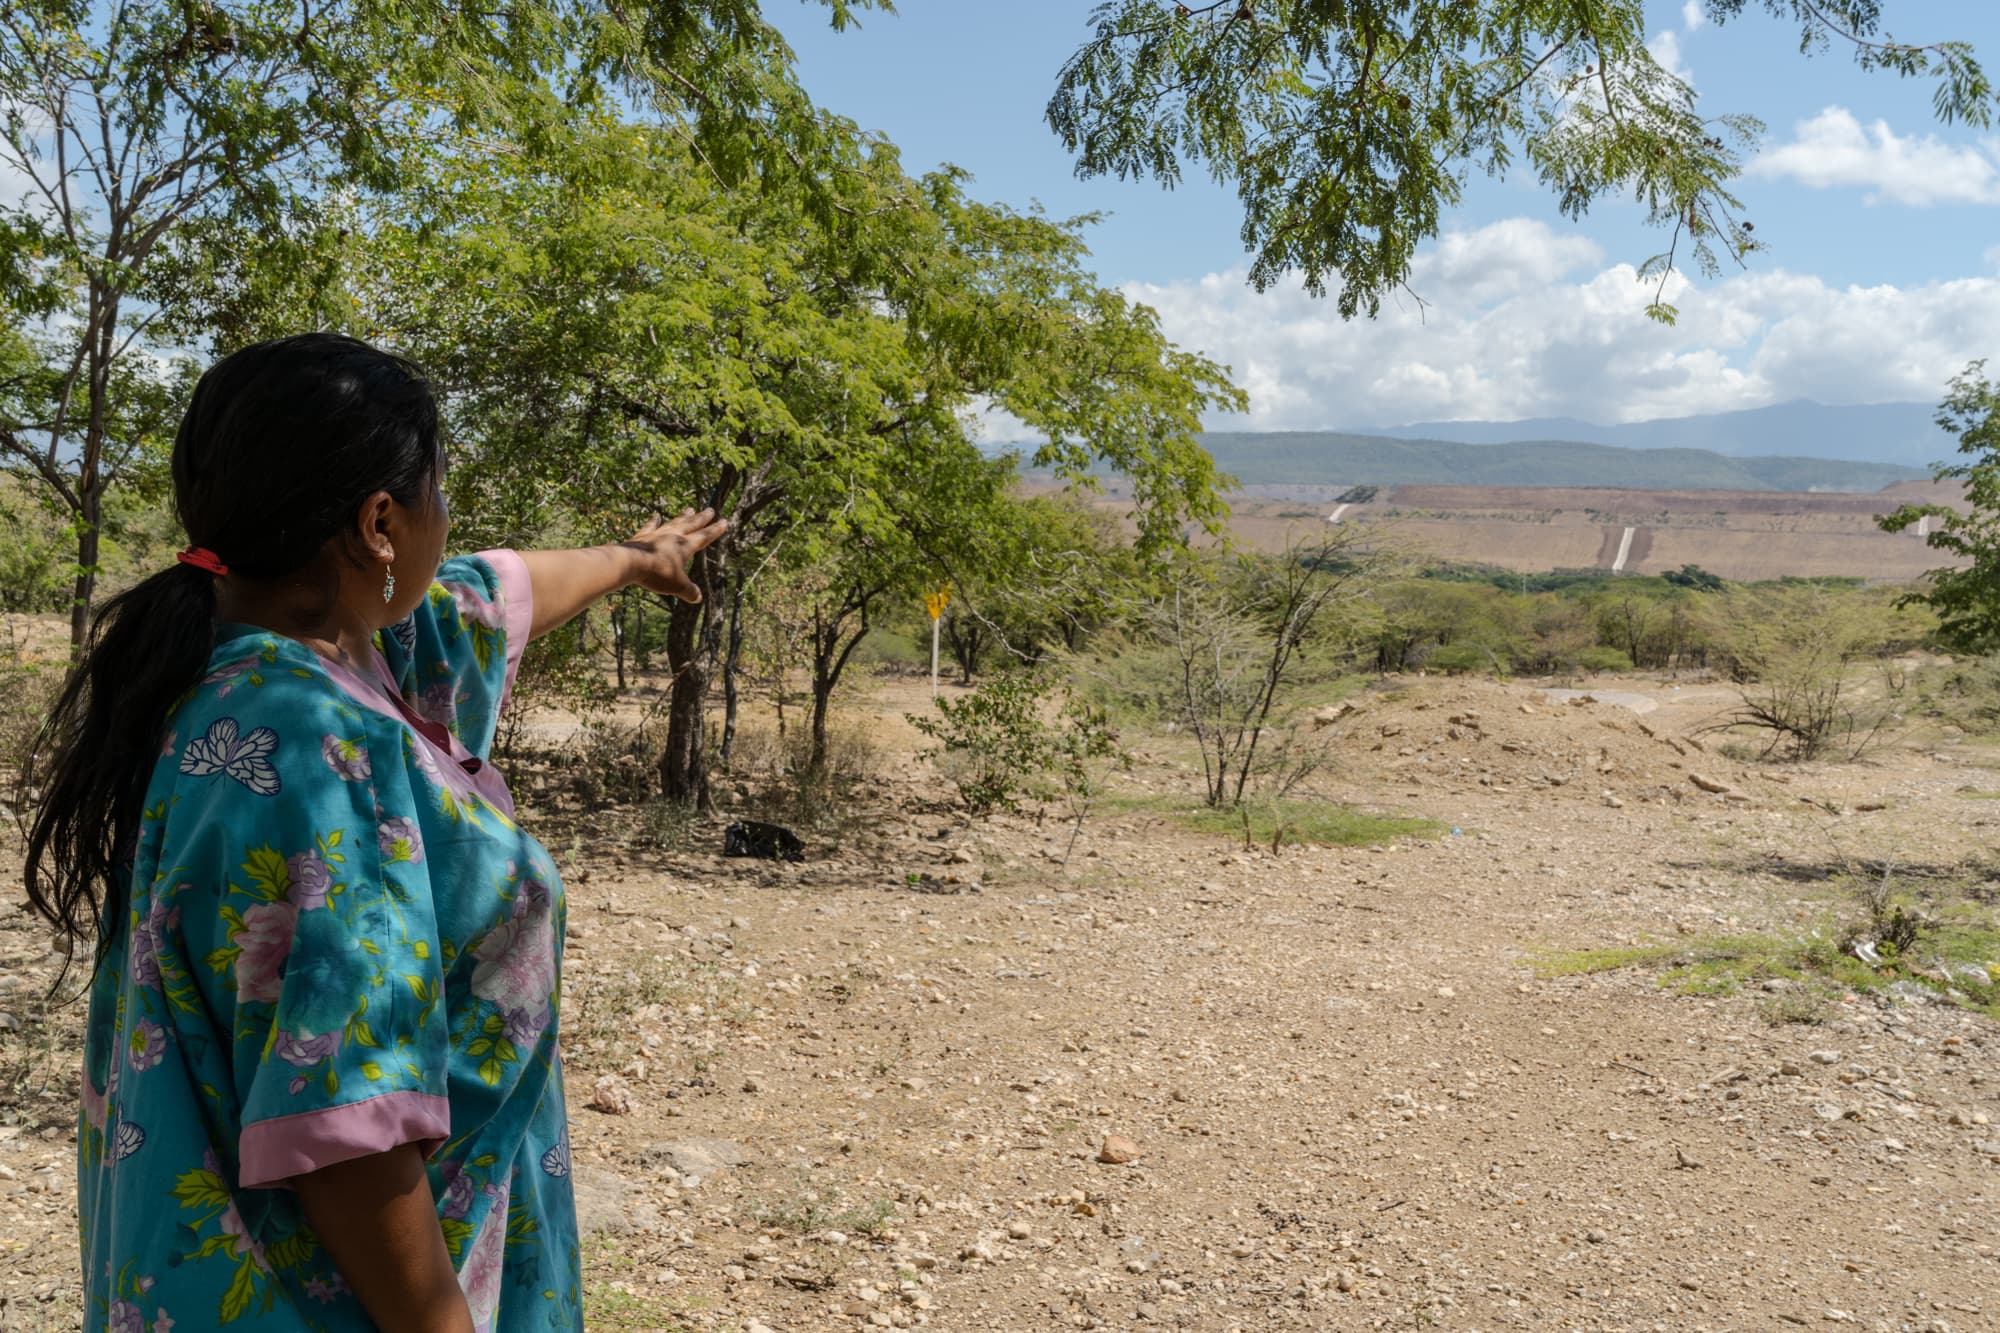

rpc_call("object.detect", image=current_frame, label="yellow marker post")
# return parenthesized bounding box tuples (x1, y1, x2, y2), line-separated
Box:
(925, 584, 952, 699)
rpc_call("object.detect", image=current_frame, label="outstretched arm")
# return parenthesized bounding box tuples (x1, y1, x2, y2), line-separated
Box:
(517, 509, 730, 640)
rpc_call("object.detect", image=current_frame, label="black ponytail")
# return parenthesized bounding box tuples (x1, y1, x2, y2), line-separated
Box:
(21, 333, 441, 984)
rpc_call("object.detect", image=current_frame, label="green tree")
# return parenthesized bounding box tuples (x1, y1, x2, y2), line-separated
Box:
(1048, 1, 1991, 321)
(365, 120, 1241, 805)
(0, 0, 886, 643)
(939, 492, 1140, 683)
(1881, 362, 2000, 652)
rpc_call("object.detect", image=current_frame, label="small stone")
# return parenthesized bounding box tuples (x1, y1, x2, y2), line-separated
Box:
(1779, 1061, 1804, 1077)
(1007, 1221, 1031, 1240)
(1098, 1134, 1142, 1165)
(1585, 1229, 1607, 1244)
(1810, 1050, 1841, 1066)
(742, 1077, 764, 1094)
(588, 1074, 632, 1116)
(1336, 1270, 1357, 1293)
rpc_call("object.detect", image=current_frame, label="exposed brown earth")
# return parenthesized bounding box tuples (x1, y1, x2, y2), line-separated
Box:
(1216, 480, 1968, 582)
(6, 673, 1999, 1333)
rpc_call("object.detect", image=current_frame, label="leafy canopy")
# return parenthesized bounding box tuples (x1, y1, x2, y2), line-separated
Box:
(1881, 363, 2000, 653)
(1047, 1, 1992, 321)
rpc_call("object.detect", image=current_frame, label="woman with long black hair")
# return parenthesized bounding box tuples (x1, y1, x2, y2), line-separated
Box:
(24, 332, 725, 1332)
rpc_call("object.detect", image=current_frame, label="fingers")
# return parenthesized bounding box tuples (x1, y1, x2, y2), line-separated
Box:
(686, 514, 730, 552)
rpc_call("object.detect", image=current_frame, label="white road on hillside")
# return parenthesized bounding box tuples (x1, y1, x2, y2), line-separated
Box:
(1611, 526, 1636, 573)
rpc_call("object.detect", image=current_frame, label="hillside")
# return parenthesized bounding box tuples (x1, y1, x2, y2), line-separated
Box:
(1193, 431, 1927, 492)
(1359, 399, 1945, 467)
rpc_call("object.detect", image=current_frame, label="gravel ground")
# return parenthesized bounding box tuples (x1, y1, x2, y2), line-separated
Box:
(4, 673, 1998, 1333)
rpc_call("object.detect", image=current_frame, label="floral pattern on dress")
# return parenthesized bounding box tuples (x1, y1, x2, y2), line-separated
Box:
(79, 554, 579, 1332)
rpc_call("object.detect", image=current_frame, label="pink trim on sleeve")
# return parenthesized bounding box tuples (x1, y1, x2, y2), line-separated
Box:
(477, 548, 535, 708)
(238, 1089, 451, 1189)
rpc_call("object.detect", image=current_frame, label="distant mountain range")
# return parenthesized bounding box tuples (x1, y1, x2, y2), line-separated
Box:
(1354, 399, 1947, 469)
(1193, 432, 1926, 492)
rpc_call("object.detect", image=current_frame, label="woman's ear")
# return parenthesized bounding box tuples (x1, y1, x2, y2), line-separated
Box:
(354, 490, 397, 564)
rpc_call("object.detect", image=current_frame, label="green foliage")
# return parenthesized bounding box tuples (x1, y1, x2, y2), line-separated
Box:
(0, 479, 73, 614)
(911, 671, 1119, 815)
(1882, 362, 2000, 651)
(1573, 645, 1635, 673)
(1050, 1, 1989, 320)
(1663, 564, 1725, 592)
(364, 113, 1237, 796)
(0, 0, 900, 638)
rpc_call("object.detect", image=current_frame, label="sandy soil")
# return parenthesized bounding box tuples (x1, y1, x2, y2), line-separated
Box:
(4, 673, 1999, 1333)
(1218, 491, 1962, 583)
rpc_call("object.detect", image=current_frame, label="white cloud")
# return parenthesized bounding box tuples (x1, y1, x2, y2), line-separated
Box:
(1119, 217, 2000, 430)
(1681, 0, 1705, 32)
(1649, 30, 1692, 85)
(1749, 106, 2000, 206)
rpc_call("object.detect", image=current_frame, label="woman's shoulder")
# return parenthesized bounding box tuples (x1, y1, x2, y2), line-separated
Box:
(164, 632, 384, 788)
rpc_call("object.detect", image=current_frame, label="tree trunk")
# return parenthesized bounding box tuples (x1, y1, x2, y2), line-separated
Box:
(945, 613, 984, 685)
(719, 570, 746, 769)
(658, 554, 726, 807)
(806, 589, 873, 776)
(612, 595, 628, 691)
(808, 671, 835, 779)
(68, 483, 100, 647)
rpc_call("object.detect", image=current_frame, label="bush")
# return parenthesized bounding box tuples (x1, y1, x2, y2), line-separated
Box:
(1701, 584, 1924, 760)
(1574, 645, 1635, 673)
(0, 617, 63, 786)
(911, 671, 1059, 814)
(1425, 643, 1496, 675)
(911, 671, 1118, 815)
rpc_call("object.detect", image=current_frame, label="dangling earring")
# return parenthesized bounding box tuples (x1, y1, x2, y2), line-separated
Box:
(382, 569, 397, 604)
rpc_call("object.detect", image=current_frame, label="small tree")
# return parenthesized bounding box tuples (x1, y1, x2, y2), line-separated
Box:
(1701, 583, 1929, 760)
(1881, 361, 2000, 651)
(1142, 530, 1384, 807)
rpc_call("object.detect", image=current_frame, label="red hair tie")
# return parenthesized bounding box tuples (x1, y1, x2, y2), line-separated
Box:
(176, 547, 229, 577)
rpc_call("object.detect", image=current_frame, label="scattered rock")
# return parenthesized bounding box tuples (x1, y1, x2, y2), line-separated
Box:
(571, 1163, 660, 1236)
(641, 1138, 750, 1178)
(588, 1074, 632, 1115)
(1098, 1134, 1143, 1165)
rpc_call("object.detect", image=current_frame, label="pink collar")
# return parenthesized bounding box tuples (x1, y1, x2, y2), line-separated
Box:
(314, 649, 517, 820)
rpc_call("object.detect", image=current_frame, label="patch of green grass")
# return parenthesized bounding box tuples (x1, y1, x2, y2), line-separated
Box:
(1107, 794, 1442, 849)
(1534, 923, 2000, 1018)
(1532, 941, 1692, 979)
(1953, 788, 2000, 800)
(584, 1239, 699, 1332)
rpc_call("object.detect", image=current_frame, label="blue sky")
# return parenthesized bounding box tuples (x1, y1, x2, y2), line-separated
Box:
(778, 1, 2000, 430)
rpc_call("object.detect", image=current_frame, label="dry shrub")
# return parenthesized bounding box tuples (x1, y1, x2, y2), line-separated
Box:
(724, 713, 882, 830)
(0, 620, 63, 793)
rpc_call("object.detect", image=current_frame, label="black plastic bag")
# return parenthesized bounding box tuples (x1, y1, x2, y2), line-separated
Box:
(723, 820, 805, 863)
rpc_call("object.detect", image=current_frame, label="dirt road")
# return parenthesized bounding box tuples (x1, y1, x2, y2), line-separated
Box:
(4, 676, 1997, 1332)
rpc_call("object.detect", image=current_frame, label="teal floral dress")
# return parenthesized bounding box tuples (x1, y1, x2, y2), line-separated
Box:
(76, 553, 580, 1333)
